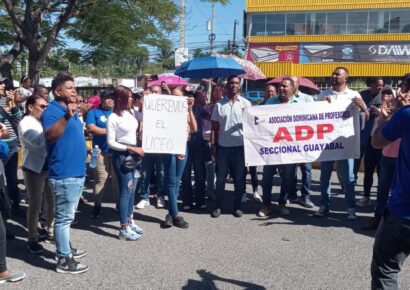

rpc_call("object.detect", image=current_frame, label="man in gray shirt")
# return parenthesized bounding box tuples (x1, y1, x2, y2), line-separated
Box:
(210, 76, 251, 218)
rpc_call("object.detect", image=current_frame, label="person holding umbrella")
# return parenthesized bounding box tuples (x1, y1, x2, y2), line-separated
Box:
(210, 75, 251, 218)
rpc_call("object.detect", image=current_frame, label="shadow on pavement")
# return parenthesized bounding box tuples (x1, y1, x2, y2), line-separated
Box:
(182, 269, 266, 290)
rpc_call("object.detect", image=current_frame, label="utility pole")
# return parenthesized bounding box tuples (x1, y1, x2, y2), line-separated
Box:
(179, 0, 185, 49)
(209, 4, 216, 54)
(232, 19, 238, 54)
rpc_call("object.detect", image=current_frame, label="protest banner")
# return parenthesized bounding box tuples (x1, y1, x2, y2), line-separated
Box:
(243, 100, 360, 166)
(142, 94, 188, 154)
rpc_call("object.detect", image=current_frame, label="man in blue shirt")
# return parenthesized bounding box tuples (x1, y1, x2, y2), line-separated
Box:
(41, 73, 88, 274)
(371, 78, 410, 288)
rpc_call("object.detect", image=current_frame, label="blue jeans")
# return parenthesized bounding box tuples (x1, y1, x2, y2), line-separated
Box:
(375, 156, 396, 219)
(299, 162, 312, 197)
(112, 151, 139, 225)
(320, 159, 356, 209)
(49, 177, 85, 259)
(163, 150, 188, 217)
(140, 153, 165, 201)
(214, 146, 246, 210)
(182, 140, 206, 207)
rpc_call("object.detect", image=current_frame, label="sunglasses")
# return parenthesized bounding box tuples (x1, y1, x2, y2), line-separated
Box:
(37, 104, 48, 109)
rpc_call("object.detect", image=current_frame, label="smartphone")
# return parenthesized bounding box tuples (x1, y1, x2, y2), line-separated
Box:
(4, 79, 14, 91)
(151, 74, 159, 81)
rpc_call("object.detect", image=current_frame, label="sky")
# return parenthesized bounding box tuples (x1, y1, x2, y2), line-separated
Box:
(66, 0, 246, 58)
(168, 0, 246, 55)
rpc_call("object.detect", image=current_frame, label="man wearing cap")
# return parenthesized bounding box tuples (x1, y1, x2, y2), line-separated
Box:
(370, 73, 410, 289)
(0, 77, 23, 216)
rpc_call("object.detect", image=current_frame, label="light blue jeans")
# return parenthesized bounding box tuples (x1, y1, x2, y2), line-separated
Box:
(49, 177, 85, 259)
(319, 159, 356, 209)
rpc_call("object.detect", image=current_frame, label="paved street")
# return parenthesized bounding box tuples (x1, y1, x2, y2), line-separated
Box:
(4, 168, 410, 289)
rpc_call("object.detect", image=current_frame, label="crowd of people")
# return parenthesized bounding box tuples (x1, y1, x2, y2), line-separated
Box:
(0, 67, 409, 288)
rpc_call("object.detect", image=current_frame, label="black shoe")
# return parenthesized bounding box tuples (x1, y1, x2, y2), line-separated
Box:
(233, 209, 243, 218)
(163, 214, 173, 228)
(56, 255, 89, 274)
(6, 231, 15, 240)
(211, 208, 221, 218)
(90, 205, 102, 218)
(172, 216, 189, 229)
(71, 247, 87, 259)
(37, 228, 48, 240)
(287, 198, 299, 204)
(28, 241, 44, 254)
(298, 195, 314, 208)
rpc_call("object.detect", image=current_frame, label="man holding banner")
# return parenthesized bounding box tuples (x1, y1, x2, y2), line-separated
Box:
(314, 67, 369, 220)
(258, 77, 313, 217)
(210, 76, 251, 218)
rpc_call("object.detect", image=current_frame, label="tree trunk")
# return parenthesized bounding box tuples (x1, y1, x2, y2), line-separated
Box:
(0, 41, 22, 82)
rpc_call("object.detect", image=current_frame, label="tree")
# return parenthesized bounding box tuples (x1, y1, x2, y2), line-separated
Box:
(0, 0, 179, 83)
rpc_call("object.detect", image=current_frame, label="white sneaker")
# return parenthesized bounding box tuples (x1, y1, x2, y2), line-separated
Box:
(356, 196, 371, 207)
(241, 193, 248, 203)
(135, 200, 149, 209)
(156, 196, 165, 208)
(253, 191, 262, 203)
(347, 208, 358, 220)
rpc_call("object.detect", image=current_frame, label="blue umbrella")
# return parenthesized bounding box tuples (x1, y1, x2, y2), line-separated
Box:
(174, 56, 246, 78)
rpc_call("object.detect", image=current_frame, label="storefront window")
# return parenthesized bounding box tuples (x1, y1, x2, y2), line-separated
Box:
(266, 14, 285, 35)
(326, 12, 347, 34)
(286, 13, 306, 35)
(251, 14, 266, 36)
(347, 11, 368, 34)
(247, 9, 410, 37)
(390, 11, 410, 33)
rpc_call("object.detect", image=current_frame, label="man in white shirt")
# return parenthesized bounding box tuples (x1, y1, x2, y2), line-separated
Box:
(314, 67, 368, 220)
(210, 76, 251, 218)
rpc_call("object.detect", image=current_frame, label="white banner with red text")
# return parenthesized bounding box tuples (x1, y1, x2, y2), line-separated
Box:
(243, 100, 361, 166)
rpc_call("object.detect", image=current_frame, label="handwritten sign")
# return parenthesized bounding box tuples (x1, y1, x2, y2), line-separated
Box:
(142, 94, 188, 154)
(243, 100, 360, 166)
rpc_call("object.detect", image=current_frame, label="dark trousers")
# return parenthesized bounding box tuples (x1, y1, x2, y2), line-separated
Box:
(278, 164, 298, 205)
(363, 142, 382, 197)
(246, 166, 258, 191)
(182, 140, 206, 207)
(261, 165, 278, 205)
(375, 157, 396, 219)
(0, 212, 7, 272)
(371, 211, 410, 289)
(4, 151, 19, 208)
(214, 146, 246, 210)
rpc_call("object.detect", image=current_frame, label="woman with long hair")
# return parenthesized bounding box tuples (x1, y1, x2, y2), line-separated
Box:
(107, 86, 144, 240)
(162, 86, 197, 228)
(18, 95, 54, 253)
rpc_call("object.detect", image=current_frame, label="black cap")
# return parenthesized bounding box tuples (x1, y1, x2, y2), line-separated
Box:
(403, 73, 410, 82)
(0, 77, 8, 82)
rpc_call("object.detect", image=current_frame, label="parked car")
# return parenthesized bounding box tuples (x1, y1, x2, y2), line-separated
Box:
(244, 91, 264, 103)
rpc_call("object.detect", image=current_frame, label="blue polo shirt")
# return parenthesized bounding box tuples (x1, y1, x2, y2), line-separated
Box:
(86, 108, 112, 153)
(41, 101, 87, 180)
(382, 106, 410, 220)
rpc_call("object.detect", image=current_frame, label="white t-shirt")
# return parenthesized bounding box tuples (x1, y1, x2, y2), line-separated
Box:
(107, 110, 139, 151)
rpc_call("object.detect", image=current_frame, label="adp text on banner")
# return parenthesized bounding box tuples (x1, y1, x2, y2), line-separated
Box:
(243, 100, 360, 166)
(142, 94, 188, 155)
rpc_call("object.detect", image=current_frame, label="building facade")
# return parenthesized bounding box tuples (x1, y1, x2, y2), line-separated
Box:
(245, 0, 410, 78)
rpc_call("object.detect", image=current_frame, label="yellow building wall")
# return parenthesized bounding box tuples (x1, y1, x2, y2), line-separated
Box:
(246, 0, 410, 12)
(256, 62, 410, 78)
